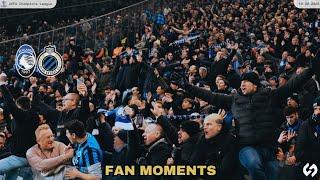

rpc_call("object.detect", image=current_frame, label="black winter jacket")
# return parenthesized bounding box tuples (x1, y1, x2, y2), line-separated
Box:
(34, 90, 90, 144)
(142, 138, 172, 165)
(295, 117, 320, 166)
(187, 68, 314, 148)
(175, 132, 201, 165)
(190, 130, 237, 180)
(0, 85, 38, 157)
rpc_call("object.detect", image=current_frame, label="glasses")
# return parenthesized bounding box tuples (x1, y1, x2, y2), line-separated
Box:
(62, 98, 73, 101)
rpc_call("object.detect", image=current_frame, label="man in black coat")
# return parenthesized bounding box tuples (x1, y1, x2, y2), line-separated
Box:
(177, 56, 319, 179)
(106, 128, 139, 180)
(174, 120, 201, 165)
(140, 121, 172, 165)
(191, 113, 237, 180)
(35, 83, 90, 144)
(0, 83, 38, 178)
(137, 101, 178, 165)
(137, 120, 172, 180)
(287, 97, 320, 180)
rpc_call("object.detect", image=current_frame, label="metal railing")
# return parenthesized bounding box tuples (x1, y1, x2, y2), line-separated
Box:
(0, 0, 165, 56)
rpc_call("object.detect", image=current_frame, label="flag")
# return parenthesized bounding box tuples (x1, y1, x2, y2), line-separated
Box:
(97, 107, 134, 130)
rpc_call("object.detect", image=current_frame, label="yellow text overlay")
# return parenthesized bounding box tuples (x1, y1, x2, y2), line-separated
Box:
(105, 165, 216, 176)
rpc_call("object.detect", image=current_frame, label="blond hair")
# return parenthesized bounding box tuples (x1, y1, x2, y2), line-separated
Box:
(204, 113, 223, 125)
(35, 124, 51, 142)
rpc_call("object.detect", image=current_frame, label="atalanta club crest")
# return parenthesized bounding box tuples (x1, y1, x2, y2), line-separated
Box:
(15, 44, 37, 78)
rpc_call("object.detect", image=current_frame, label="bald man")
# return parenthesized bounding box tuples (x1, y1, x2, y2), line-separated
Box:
(33, 84, 90, 144)
(191, 112, 237, 180)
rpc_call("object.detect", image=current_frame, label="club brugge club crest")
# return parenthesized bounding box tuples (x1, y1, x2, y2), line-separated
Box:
(15, 44, 37, 78)
(37, 45, 63, 77)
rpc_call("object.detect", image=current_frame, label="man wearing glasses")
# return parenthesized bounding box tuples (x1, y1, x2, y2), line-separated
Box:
(34, 83, 90, 144)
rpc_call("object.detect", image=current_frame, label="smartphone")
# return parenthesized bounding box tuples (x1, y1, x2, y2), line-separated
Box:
(136, 114, 144, 127)
(76, 77, 84, 86)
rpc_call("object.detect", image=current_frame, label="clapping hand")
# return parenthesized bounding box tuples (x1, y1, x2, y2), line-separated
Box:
(286, 155, 296, 165)
(227, 42, 238, 50)
(217, 109, 227, 120)
(278, 131, 288, 144)
(0, 73, 8, 86)
(112, 127, 122, 135)
(150, 101, 166, 118)
(286, 130, 297, 142)
(77, 83, 88, 96)
(276, 148, 285, 161)
(146, 91, 152, 103)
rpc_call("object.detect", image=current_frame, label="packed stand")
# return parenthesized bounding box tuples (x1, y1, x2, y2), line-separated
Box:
(0, 0, 320, 179)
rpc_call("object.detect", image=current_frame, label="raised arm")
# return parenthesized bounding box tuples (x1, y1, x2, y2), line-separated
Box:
(170, 26, 184, 34)
(274, 50, 320, 100)
(31, 86, 59, 118)
(224, 48, 237, 67)
(273, 68, 313, 100)
(98, 116, 114, 152)
(0, 85, 20, 115)
(77, 84, 90, 124)
(187, 84, 233, 110)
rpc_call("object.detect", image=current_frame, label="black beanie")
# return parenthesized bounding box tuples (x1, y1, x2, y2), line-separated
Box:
(314, 97, 320, 108)
(241, 72, 261, 87)
(287, 93, 299, 104)
(117, 129, 128, 143)
(180, 120, 200, 137)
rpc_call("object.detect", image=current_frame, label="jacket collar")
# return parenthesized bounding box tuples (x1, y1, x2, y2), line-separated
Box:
(148, 138, 167, 152)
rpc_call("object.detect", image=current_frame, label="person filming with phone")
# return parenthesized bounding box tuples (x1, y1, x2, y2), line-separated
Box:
(277, 106, 304, 180)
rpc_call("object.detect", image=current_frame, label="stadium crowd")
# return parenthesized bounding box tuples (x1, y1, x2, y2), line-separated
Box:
(0, 0, 320, 179)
